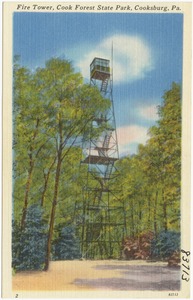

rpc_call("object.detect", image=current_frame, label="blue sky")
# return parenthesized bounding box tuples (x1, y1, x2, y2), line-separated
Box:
(14, 12, 183, 156)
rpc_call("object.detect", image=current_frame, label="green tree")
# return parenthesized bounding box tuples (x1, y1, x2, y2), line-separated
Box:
(52, 225, 81, 260)
(13, 57, 111, 269)
(32, 58, 110, 270)
(13, 61, 51, 229)
(12, 204, 47, 271)
(147, 83, 181, 231)
(115, 83, 181, 240)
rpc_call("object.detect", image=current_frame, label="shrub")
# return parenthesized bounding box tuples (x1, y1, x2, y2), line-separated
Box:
(151, 230, 180, 260)
(122, 231, 154, 260)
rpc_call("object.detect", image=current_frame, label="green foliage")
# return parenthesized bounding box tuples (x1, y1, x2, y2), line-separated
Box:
(52, 225, 81, 260)
(12, 221, 22, 269)
(13, 57, 111, 269)
(13, 54, 181, 265)
(115, 83, 181, 238)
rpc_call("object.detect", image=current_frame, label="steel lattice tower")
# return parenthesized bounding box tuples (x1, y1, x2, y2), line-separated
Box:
(75, 57, 126, 259)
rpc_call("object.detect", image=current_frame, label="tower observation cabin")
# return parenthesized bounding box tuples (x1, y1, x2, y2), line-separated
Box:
(90, 58, 110, 82)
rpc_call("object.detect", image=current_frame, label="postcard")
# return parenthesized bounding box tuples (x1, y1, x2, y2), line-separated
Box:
(2, 1, 192, 298)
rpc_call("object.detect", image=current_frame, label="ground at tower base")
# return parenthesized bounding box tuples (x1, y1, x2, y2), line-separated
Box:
(13, 260, 180, 291)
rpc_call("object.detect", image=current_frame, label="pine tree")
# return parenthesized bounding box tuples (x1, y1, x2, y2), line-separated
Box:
(151, 230, 180, 259)
(52, 225, 81, 260)
(14, 204, 47, 271)
(12, 220, 22, 269)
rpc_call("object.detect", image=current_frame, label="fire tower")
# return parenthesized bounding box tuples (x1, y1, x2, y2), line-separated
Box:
(75, 57, 126, 259)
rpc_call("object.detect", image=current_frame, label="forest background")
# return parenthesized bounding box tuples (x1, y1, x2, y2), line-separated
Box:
(12, 56, 181, 271)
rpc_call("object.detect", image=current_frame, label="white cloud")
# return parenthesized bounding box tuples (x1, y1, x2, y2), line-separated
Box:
(117, 125, 149, 155)
(138, 104, 159, 121)
(77, 34, 154, 83)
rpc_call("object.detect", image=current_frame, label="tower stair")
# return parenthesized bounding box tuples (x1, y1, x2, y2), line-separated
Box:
(100, 78, 108, 93)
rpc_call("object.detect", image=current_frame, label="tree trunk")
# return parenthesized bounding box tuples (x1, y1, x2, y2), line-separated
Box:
(162, 189, 168, 232)
(148, 195, 151, 230)
(41, 157, 56, 207)
(153, 190, 158, 236)
(44, 150, 62, 271)
(41, 177, 49, 207)
(138, 199, 142, 234)
(20, 119, 40, 229)
(131, 198, 134, 237)
(20, 162, 34, 230)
